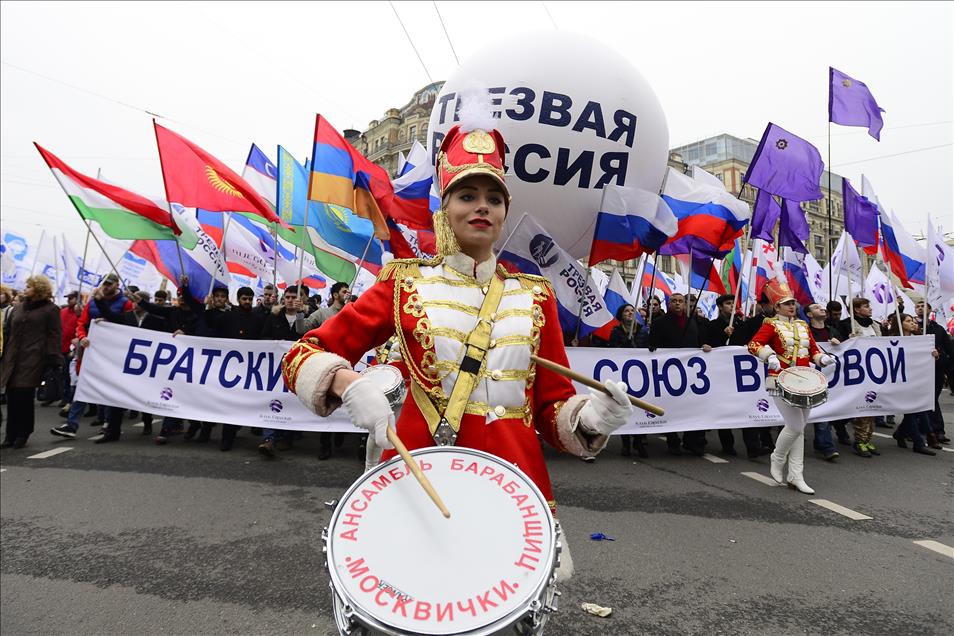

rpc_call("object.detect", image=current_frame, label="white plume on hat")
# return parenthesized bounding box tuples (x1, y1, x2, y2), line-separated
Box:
(455, 83, 499, 133)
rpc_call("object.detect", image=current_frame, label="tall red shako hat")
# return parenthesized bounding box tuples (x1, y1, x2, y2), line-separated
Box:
(435, 89, 511, 207)
(763, 279, 796, 306)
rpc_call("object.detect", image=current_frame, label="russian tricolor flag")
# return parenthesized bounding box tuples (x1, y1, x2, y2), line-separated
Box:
(639, 260, 675, 299)
(879, 209, 925, 288)
(781, 248, 815, 306)
(588, 185, 677, 267)
(675, 254, 727, 295)
(660, 167, 750, 258)
(603, 268, 636, 319)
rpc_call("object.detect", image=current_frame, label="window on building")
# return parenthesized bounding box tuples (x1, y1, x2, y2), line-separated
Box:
(408, 125, 416, 140)
(705, 143, 718, 157)
(815, 245, 825, 260)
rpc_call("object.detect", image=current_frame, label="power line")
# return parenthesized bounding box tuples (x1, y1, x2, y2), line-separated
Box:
(541, 2, 558, 29)
(806, 119, 953, 141)
(1, 60, 246, 148)
(831, 142, 952, 168)
(390, 2, 433, 83)
(432, 1, 459, 66)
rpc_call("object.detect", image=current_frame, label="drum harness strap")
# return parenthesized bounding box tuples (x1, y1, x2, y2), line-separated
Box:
(412, 273, 506, 446)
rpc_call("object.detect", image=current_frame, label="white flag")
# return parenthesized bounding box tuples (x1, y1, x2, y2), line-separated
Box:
(864, 266, 895, 321)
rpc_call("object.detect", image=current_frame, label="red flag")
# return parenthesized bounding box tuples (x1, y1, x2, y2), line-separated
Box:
(154, 122, 288, 228)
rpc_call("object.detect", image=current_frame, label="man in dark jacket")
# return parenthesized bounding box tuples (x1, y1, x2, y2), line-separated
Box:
(727, 293, 777, 457)
(52, 273, 133, 442)
(703, 294, 743, 456)
(649, 293, 710, 455)
(916, 300, 953, 444)
(257, 286, 306, 457)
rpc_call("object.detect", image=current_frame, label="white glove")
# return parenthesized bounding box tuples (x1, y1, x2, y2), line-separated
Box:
(818, 354, 836, 367)
(767, 355, 782, 372)
(579, 380, 634, 436)
(341, 377, 394, 450)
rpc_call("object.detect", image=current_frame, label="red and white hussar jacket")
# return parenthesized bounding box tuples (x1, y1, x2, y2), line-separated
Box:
(747, 315, 825, 386)
(282, 252, 608, 511)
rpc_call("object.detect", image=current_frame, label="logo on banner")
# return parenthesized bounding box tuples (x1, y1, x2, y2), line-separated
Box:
(756, 399, 770, 413)
(160, 387, 174, 401)
(864, 391, 877, 404)
(529, 235, 559, 268)
(269, 399, 283, 413)
(644, 410, 656, 419)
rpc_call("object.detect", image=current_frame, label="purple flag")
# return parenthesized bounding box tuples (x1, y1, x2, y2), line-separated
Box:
(778, 199, 809, 254)
(842, 177, 879, 248)
(743, 123, 824, 202)
(751, 190, 781, 242)
(829, 67, 885, 141)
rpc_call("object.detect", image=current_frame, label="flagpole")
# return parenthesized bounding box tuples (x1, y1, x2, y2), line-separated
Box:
(207, 212, 233, 298)
(646, 252, 660, 332)
(826, 120, 834, 301)
(296, 202, 313, 287)
(494, 212, 528, 258)
(85, 221, 126, 286)
(52, 234, 61, 300)
(74, 171, 99, 306)
(627, 254, 647, 339)
(573, 266, 591, 344)
(29, 230, 46, 276)
(680, 249, 698, 341)
(151, 119, 188, 283)
(349, 234, 375, 288)
(270, 223, 279, 290)
(727, 225, 752, 343)
(873, 215, 903, 335)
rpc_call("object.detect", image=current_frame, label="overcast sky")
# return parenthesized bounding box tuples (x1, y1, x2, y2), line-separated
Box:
(2, 1, 951, 248)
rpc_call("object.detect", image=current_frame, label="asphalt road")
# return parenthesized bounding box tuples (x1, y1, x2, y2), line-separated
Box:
(2, 395, 953, 636)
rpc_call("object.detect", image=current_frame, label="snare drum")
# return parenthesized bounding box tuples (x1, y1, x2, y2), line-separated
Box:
(359, 364, 407, 411)
(324, 447, 562, 635)
(775, 367, 828, 409)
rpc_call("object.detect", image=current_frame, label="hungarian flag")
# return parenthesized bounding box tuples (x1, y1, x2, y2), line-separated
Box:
(154, 122, 288, 228)
(34, 143, 187, 243)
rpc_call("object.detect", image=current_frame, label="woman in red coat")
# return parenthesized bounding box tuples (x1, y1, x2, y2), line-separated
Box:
(282, 122, 633, 576)
(747, 280, 835, 494)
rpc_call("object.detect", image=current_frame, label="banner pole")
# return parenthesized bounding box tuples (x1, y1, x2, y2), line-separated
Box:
(646, 252, 660, 332)
(627, 254, 647, 339)
(206, 212, 233, 299)
(827, 119, 834, 300)
(29, 229, 46, 276)
(727, 225, 752, 342)
(349, 234, 375, 288)
(296, 204, 312, 288)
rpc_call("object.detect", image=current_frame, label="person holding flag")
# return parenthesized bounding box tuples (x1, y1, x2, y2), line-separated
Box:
(281, 116, 634, 579)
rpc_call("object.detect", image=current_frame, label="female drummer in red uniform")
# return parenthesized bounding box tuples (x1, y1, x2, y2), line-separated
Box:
(748, 280, 835, 494)
(282, 121, 633, 573)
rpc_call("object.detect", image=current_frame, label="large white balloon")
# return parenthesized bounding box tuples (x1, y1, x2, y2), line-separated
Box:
(428, 30, 669, 260)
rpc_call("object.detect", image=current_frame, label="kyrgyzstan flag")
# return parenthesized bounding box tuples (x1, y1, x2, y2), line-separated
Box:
(153, 121, 288, 228)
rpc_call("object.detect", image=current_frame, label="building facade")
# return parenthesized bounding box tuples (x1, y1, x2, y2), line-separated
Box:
(352, 81, 444, 177)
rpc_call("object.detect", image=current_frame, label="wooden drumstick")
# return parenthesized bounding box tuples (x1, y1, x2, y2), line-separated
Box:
(531, 354, 665, 416)
(386, 427, 451, 519)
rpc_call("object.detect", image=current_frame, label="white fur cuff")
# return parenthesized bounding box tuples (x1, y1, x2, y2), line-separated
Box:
(556, 394, 609, 457)
(293, 351, 351, 416)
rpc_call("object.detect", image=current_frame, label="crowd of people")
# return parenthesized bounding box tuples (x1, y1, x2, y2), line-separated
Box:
(1, 272, 951, 466)
(0, 275, 362, 458)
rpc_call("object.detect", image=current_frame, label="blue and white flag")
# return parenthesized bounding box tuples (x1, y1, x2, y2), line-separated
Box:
(603, 268, 636, 320)
(498, 213, 616, 339)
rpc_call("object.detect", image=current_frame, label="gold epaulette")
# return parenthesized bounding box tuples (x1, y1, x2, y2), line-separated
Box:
(377, 256, 439, 283)
(500, 266, 552, 298)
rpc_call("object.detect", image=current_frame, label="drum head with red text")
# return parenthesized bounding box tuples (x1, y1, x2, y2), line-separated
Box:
(326, 447, 556, 635)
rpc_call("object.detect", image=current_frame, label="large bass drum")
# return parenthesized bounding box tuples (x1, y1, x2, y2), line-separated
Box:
(775, 366, 828, 409)
(323, 447, 562, 635)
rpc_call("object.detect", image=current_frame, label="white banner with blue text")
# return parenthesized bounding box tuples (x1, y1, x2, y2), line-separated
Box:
(76, 322, 935, 434)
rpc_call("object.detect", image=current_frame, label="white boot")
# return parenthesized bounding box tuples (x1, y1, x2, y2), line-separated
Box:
(786, 433, 814, 494)
(770, 427, 799, 485)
